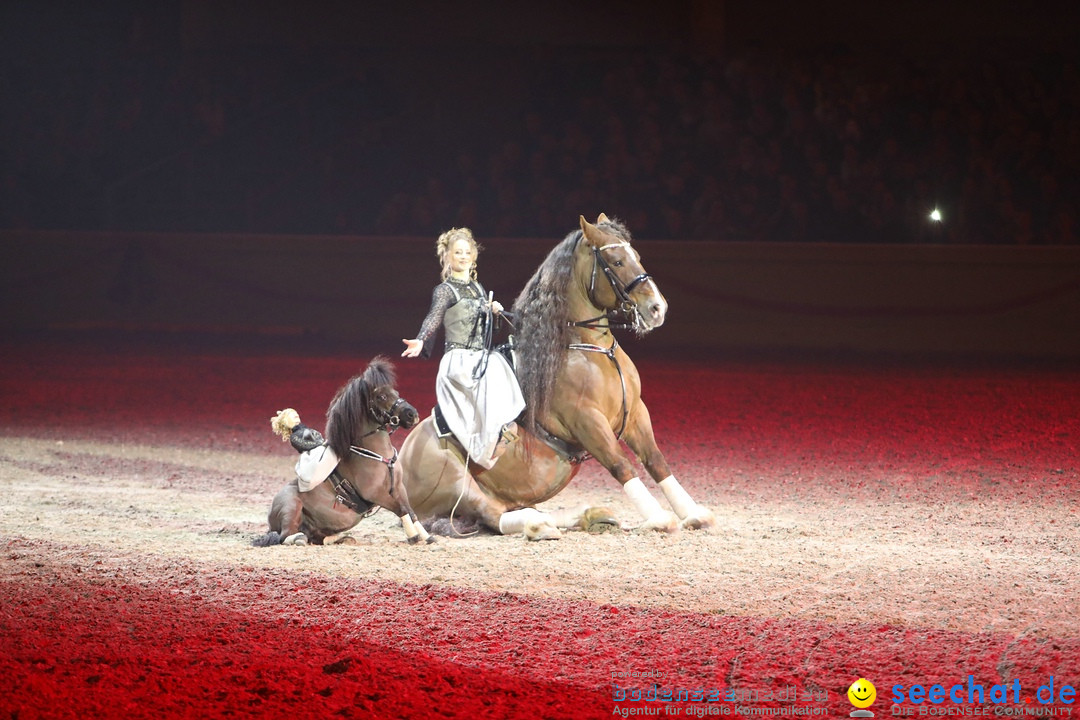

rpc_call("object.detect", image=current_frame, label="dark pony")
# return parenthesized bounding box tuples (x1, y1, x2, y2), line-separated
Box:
(325, 357, 398, 459)
(254, 357, 427, 546)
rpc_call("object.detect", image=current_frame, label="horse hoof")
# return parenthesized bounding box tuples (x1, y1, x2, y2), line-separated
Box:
(425, 535, 437, 544)
(581, 506, 620, 533)
(333, 536, 358, 545)
(283, 532, 308, 545)
(524, 521, 562, 541)
(637, 512, 680, 534)
(680, 506, 716, 531)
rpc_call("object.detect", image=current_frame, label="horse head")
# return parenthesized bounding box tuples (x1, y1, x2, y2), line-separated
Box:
(366, 380, 419, 431)
(326, 357, 418, 458)
(578, 213, 667, 332)
(362, 357, 419, 431)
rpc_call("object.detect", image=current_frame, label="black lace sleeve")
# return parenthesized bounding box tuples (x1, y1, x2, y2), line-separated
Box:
(415, 283, 457, 357)
(289, 424, 326, 453)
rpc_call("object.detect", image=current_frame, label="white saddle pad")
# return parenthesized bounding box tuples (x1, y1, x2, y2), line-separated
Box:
(295, 444, 339, 492)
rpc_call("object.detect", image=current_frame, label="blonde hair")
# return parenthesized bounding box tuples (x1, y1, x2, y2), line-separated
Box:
(270, 408, 301, 441)
(436, 227, 481, 281)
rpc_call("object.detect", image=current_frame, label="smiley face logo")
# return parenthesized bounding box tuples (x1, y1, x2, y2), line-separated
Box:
(848, 678, 877, 709)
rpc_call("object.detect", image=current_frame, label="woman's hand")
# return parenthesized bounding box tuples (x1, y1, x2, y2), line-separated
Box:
(401, 338, 422, 358)
(490, 300, 504, 315)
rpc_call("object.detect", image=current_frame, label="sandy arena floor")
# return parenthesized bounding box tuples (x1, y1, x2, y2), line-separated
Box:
(1, 336, 1077, 719)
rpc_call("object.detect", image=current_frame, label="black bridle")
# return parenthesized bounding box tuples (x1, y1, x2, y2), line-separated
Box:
(344, 395, 410, 502)
(562, 238, 654, 446)
(368, 396, 409, 433)
(533, 235, 656, 462)
(568, 334, 630, 442)
(570, 240, 654, 332)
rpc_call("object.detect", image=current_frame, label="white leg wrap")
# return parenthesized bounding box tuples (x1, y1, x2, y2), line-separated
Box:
(400, 514, 419, 539)
(498, 508, 547, 535)
(546, 504, 590, 529)
(659, 476, 698, 519)
(622, 477, 665, 520)
(415, 522, 432, 542)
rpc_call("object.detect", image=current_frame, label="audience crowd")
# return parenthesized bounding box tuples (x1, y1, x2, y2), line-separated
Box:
(3, 36, 1077, 244)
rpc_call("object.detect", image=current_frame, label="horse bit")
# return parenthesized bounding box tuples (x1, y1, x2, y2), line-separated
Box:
(570, 241, 653, 333)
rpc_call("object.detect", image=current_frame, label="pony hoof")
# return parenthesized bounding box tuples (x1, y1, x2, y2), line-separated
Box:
(333, 536, 358, 545)
(581, 506, 620, 533)
(425, 535, 437, 544)
(680, 506, 716, 530)
(283, 532, 308, 545)
(524, 521, 562, 541)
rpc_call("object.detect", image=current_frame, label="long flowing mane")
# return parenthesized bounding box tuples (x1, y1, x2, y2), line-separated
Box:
(511, 218, 633, 432)
(325, 356, 396, 457)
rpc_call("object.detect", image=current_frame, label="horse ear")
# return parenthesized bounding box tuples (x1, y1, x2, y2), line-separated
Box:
(597, 212, 610, 224)
(580, 215, 602, 247)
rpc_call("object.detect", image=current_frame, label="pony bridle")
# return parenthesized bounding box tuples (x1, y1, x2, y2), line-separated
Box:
(582, 241, 653, 331)
(369, 397, 408, 431)
(348, 396, 409, 497)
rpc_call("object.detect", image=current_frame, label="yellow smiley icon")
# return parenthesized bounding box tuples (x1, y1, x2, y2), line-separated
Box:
(848, 678, 877, 709)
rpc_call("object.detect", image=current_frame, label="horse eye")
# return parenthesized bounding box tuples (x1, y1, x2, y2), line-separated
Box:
(614, 260, 624, 267)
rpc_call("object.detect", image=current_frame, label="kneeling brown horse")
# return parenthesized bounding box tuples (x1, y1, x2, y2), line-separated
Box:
(399, 215, 714, 539)
(253, 357, 425, 546)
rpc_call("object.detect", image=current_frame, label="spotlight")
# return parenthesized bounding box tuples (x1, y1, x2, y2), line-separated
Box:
(929, 208, 942, 222)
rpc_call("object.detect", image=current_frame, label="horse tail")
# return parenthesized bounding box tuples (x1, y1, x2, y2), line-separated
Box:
(251, 531, 284, 547)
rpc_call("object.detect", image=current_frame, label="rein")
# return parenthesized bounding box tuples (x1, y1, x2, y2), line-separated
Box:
(349, 398, 403, 468)
(333, 397, 406, 510)
(330, 438, 398, 512)
(537, 336, 629, 463)
(351, 404, 402, 486)
(348, 442, 399, 475)
(532, 231, 648, 462)
(563, 235, 645, 442)
(568, 335, 630, 442)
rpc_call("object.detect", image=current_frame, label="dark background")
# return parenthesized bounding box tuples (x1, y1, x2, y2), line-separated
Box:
(2, 10, 1077, 717)
(3, 0, 1078, 243)
(3, 1, 1079, 361)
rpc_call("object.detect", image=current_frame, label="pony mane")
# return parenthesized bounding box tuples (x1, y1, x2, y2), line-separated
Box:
(325, 356, 397, 457)
(511, 218, 632, 432)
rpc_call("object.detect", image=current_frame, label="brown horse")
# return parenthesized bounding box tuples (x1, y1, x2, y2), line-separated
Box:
(398, 214, 715, 539)
(253, 357, 426, 546)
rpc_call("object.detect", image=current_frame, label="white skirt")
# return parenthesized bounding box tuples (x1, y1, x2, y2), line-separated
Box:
(436, 348, 525, 469)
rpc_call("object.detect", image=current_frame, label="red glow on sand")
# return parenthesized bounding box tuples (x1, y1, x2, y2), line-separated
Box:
(1, 337, 1077, 717)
